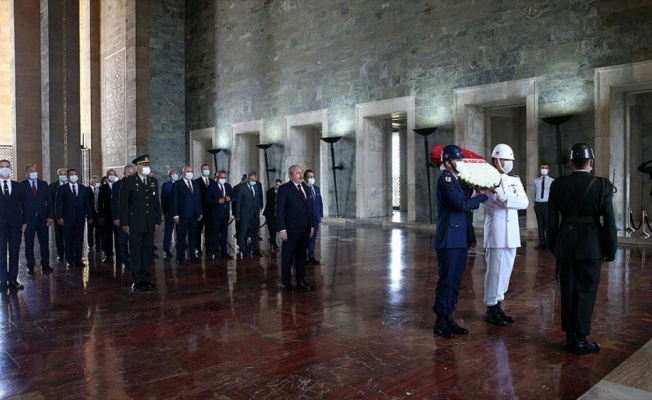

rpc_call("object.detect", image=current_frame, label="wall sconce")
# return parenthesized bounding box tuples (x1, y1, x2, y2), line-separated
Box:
(413, 127, 438, 224)
(207, 148, 223, 172)
(541, 115, 573, 178)
(256, 144, 277, 189)
(320, 136, 344, 218)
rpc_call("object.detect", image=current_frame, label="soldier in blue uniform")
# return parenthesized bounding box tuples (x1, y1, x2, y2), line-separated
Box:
(432, 145, 488, 339)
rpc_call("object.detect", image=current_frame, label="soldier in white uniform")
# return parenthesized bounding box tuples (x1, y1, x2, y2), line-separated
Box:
(483, 144, 529, 326)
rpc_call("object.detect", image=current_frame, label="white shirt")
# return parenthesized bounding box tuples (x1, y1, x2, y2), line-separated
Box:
(533, 175, 554, 203)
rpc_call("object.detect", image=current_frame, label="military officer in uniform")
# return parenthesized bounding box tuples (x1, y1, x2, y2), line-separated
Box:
(483, 144, 529, 326)
(548, 143, 617, 354)
(119, 154, 162, 292)
(432, 145, 488, 339)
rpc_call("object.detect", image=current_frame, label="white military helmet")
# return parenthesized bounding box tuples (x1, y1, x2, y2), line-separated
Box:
(491, 144, 515, 160)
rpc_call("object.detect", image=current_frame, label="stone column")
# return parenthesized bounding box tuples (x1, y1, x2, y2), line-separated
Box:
(80, 0, 101, 176)
(126, 0, 149, 161)
(41, 0, 81, 182)
(11, 0, 42, 174)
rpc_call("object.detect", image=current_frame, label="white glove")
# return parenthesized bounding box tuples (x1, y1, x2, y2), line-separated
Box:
(496, 193, 508, 203)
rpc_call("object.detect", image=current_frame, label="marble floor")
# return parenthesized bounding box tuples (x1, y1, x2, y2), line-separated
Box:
(2, 224, 651, 399)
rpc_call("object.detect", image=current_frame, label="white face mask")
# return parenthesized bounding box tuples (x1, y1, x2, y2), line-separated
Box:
(69, 175, 79, 183)
(185, 172, 194, 180)
(501, 160, 513, 174)
(29, 172, 38, 180)
(108, 175, 118, 183)
(308, 178, 315, 185)
(202, 169, 211, 177)
(59, 175, 68, 183)
(0, 167, 10, 178)
(170, 173, 179, 181)
(540, 168, 549, 176)
(218, 178, 226, 185)
(94, 182, 101, 188)
(142, 167, 151, 176)
(249, 180, 256, 186)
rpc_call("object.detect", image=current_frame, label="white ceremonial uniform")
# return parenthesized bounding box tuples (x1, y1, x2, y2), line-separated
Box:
(483, 173, 529, 306)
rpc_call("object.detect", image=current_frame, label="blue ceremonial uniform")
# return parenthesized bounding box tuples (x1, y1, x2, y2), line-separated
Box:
(433, 170, 487, 316)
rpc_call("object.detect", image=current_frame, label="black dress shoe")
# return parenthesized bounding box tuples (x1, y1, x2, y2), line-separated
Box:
(123, 263, 131, 271)
(130, 282, 141, 291)
(189, 257, 200, 263)
(308, 258, 321, 265)
(57, 256, 64, 262)
(176, 259, 186, 265)
(433, 316, 454, 339)
(66, 263, 74, 270)
(75, 262, 86, 268)
(251, 251, 262, 257)
(220, 254, 234, 260)
(485, 305, 507, 326)
(496, 301, 515, 323)
(41, 266, 54, 274)
(27, 268, 35, 276)
(296, 281, 314, 291)
(139, 282, 157, 292)
(102, 257, 114, 264)
(445, 315, 469, 335)
(568, 337, 601, 354)
(197, 250, 203, 256)
(165, 251, 173, 258)
(143, 282, 157, 289)
(8, 282, 24, 290)
(282, 284, 295, 293)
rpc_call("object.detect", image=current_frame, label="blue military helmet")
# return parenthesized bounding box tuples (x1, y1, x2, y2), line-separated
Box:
(441, 144, 465, 162)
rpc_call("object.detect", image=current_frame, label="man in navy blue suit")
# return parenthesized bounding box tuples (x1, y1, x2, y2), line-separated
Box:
(235, 171, 264, 257)
(194, 164, 213, 257)
(48, 168, 68, 262)
(112, 164, 135, 269)
(98, 169, 119, 263)
(160, 168, 178, 259)
(170, 165, 202, 264)
(21, 164, 54, 276)
(276, 165, 314, 293)
(206, 170, 234, 259)
(432, 145, 488, 339)
(56, 168, 95, 269)
(0, 160, 28, 290)
(304, 169, 323, 265)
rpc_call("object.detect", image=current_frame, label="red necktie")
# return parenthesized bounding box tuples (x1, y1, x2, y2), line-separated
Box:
(32, 181, 37, 196)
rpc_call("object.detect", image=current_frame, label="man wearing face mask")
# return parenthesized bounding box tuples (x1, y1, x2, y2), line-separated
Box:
(86, 175, 102, 253)
(264, 179, 282, 252)
(49, 168, 68, 262)
(56, 168, 95, 269)
(160, 168, 179, 259)
(304, 170, 323, 265)
(206, 170, 234, 259)
(119, 155, 162, 292)
(21, 164, 54, 276)
(170, 165, 203, 264)
(0, 160, 28, 290)
(482, 143, 529, 327)
(548, 143, 616, 354)
(432, 145, 488, 339)
(533, 163, 554, 250)
(194, 164, 213, 257)
(98, 169, 119, 264)
(113, 164, 135, 270)
(235, 172, 263, 257)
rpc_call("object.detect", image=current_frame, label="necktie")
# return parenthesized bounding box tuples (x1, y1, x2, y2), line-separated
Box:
(250, 185, 255, 197)
(73, 184, 77, 197)
(297, 184, 306, 201)
(540, 177, 545, 200)
(3, 180, 8, 196)
(311, 186, 316, 199)
(32, 181, 37, 196)
(220, 184, 225, 197)
(187, 180, 193, 194)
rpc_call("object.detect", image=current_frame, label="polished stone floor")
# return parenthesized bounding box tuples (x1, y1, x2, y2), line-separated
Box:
(2, 224, 651, 399)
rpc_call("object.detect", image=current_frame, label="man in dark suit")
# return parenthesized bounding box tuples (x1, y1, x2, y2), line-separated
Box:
(0, 160, 28, 290)
(170, 165, 202, 264)
(432, 145, 488, 339)
(548, 143, 617, 354)
(231, 174, 247, 240)
(21, 164, 54, 275)
(276, 165, 315, 292)
(160, 168, 178, 259)
(235, 171, 263, 257)
(206, 170, 234, 259)
(86, 175, 102, 252)
(48, 167, 68, 262)
(304, 170, 323, 265)
(113, 164, 135, 269)
(194, 163, 213, 257)
(55, 168, 95, 269)
(264, 179, 282, 252)
(98, 169, 119, 263)
(119, 155, 162, 292)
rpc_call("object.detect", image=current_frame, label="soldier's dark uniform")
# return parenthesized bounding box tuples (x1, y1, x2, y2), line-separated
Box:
(119, 155, 162, 291)
(548, 143, 617, 354)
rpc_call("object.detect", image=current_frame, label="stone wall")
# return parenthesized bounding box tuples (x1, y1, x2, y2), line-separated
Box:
(0, 1, 10, 146)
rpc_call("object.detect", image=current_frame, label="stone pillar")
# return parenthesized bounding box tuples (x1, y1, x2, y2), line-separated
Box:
(80, 0, 101, 176)
(126, 0, 149, 161)
(41, 0, 81, 182)
(11, 0, 42, 174)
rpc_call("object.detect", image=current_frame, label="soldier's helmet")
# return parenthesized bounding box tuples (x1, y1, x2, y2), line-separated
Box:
(570, 143, 595, 160)
(491, 144, 515, 160)
(441, 145, 465, 162)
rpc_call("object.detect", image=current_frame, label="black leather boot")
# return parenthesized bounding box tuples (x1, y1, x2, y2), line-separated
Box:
(433, 315, 454, 339)
(496, 301, 515, 323)
(568, 335, 600, 354)
(445, 315, 469, 335)
(485, 305, 507, 326)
